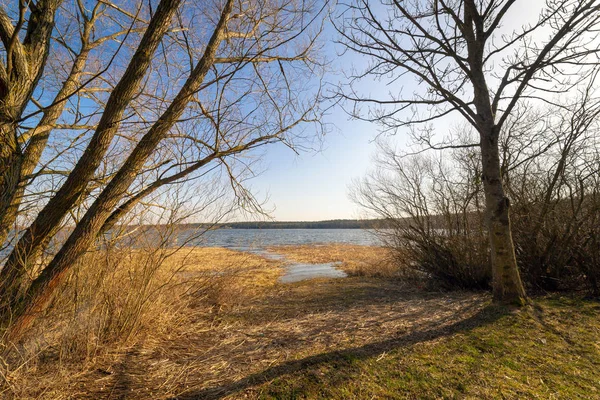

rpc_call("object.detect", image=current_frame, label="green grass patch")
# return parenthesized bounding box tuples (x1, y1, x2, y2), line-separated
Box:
(249, 296, 600, 399)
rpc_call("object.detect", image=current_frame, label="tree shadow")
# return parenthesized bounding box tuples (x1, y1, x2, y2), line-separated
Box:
(235, 277, 485, 326)
(106, 344, 141, 400)
(172, 303, 508, 399)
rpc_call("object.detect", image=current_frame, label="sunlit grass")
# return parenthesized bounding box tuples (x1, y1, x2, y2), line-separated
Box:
(3, 245, 599, 399)
(251, 297, 600, 400)
(269, 244, 398, 277)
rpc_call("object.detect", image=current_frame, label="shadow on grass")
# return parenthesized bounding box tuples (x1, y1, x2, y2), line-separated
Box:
(236, 278, 483, 324)
(107, 344, 141, 400)
(172, 303, 508, 400)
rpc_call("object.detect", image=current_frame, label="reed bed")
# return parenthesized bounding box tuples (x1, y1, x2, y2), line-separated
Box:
(269, 244, 399, 278)
(5, 245, 589, 400)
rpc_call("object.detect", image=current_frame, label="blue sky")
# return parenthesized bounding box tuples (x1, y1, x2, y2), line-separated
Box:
(245, 0, 546, 222)
(248, 116, 380, 221)
(245, 17, 383, 222)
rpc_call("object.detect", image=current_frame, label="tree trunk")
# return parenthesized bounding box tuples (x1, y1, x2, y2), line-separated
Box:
(0, 0, 182, 310)
(480, 129, 527, 305)
(5, 0, 234, 341)
(0, 0, 62, 243)
(462, 0, 527, 305)
(0, 43, 92, 246)
(0, 123, 21, 244)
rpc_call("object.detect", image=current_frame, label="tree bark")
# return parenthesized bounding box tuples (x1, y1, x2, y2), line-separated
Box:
(480, 129, 527, 304)
(0, 0, 182, 310)
(5, 0, 234, 341)
(0, 124, 21, 243)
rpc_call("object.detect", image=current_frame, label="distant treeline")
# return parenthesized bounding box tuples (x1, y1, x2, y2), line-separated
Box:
(215, 214, 482, 230)
(188, 219, 389, 229)
(49, 216, 465, 233)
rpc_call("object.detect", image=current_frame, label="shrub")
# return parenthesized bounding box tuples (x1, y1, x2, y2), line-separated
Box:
(353, 96, 600, 294)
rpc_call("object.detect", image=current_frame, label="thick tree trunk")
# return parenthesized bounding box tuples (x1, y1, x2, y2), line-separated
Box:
(5, 0, 234, 341)
(0, 0, 181, 310)
(0, 63, 37, 245)
(462, 0, 527, 304)
(480, 130, 527, 305)
(0, 0, 62, 242)
(0, 123, 22, 244)
(0, 43, 92, 247)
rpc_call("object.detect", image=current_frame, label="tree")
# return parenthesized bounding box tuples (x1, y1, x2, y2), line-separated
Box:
(337, 0, 600, 304)
(0, 0, 326, 340)
(351, 75, 600, 294)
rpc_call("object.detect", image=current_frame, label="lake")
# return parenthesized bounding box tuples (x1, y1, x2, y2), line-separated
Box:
(1, 228, 381, 283)
(1, 228, 383, 259)
(180, 228, 381, 283)
(180, 228, 382, 248)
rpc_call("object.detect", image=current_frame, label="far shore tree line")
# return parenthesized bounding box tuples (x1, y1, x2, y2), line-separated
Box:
(0, 0, 599, 345)
(184, 219, 385, 229)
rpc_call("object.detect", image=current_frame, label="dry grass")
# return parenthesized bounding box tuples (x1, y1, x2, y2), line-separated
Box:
(268, 244, 399, 277)
(165, 247, 281, 304)
(31, 277, 485, 400)
(1, 244, 598, 399)
(0, 244, 413, 398)
(0, 246, 280, 399)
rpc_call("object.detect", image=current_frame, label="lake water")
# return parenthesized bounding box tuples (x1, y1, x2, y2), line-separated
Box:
(179, 228, 381, 283)
(279, 261, 348, 283)
(2, 228, 379, 283)
(182, 228, 382, 248)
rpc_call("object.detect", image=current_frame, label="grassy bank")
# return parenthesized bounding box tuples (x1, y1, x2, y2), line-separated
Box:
(241, 297, 600, 399)
(1, 245, 599, 399)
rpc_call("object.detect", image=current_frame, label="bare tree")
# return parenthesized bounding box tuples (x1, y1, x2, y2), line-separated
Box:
(352, 80, 600, 294)
(0, 0, 326, 340)
(337, 0, 600, 303)
(0, 0, 63, 242)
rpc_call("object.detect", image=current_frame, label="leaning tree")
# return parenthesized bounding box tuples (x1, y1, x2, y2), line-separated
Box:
(337, 0, 600, 304)
(0, 0, 326, 340)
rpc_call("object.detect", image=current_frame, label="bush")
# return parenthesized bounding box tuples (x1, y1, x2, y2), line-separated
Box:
(403, 230, 490, 289)
(353, 97, 600, 294)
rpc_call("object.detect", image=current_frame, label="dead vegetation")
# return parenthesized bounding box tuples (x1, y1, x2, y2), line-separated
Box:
(0, 245, 280, 398)
(0, 244, 480, 399)
(269, 244, 399, 278)
(1, 244, 597, 399)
